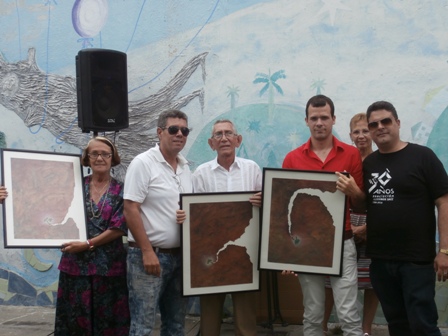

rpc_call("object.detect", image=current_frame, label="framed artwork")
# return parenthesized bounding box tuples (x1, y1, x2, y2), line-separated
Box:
(181, 192, 260, 296)
(259, 168, 347, 276)
(1, 149, 87, 248)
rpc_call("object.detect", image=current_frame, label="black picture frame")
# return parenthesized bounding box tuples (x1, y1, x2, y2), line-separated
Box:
(180, 191, 260, 296)
(259, 168, 347, 276)
(1, 148, 87, 248)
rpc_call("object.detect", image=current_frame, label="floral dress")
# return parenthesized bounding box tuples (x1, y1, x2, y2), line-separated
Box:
(54, 176, 130, 336)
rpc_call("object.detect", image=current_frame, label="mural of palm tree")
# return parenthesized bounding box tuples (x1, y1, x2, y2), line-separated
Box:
(310, 78, 326, 95)
(226, 85, 240, 110)
(253, 69, 285, 122)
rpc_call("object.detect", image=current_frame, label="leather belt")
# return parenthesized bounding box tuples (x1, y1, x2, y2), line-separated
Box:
(344, 230, 353, 240)
(128, 241, 180, 255)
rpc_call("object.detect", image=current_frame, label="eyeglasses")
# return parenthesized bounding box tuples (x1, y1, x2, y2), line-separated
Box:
(88, 152, 112, 159)
(173, 175, 184, 192)
(367, 117, 393, 130)
(212, 131, 237, 140)
(162, 126, 191, 137)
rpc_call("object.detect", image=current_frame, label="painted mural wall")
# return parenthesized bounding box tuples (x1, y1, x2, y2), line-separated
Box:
(1, 0, 448, 324)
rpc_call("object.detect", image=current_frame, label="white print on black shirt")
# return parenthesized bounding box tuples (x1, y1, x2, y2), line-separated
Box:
(368, 168, 394, 204)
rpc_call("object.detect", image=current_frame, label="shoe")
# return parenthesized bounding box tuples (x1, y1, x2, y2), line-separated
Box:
(363, 333, 371, 336)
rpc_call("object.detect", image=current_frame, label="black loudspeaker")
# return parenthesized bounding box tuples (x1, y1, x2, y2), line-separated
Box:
(76, 49, 129, 133)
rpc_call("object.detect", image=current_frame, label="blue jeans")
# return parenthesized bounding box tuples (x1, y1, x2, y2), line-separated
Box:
(127, 247, 186, 336)
(370, 259, 441, 336)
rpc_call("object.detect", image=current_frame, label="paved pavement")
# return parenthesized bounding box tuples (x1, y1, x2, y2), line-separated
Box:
(2, 305, 448, 336)
(0, 305, 386, 336)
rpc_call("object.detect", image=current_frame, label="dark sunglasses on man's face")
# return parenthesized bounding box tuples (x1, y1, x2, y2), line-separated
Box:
(162, 125, 191, 136)
(367, 117, 393, 130)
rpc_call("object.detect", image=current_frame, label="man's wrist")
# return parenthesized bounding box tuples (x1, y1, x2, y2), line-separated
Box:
(439, 248, 448, 255)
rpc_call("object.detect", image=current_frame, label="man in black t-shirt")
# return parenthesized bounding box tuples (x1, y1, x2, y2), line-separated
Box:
(363, 100, 448, 336)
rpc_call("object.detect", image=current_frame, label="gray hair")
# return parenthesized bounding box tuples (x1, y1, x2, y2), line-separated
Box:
(211, 119, 238, 137)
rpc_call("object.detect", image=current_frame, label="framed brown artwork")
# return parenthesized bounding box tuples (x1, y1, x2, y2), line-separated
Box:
(1, 149, 87, 248)
(259, 168, 347, 276)
(180, 191, 260, 296)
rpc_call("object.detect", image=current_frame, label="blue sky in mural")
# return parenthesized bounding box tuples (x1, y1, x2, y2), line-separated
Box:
(2, 0, 448, 151)
(1, 0, 270, 72)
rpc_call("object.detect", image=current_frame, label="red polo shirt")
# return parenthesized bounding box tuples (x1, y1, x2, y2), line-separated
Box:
(282, 136, 363, 231)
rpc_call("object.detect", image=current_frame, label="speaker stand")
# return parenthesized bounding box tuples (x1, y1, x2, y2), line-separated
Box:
(262, 271, 288, 334)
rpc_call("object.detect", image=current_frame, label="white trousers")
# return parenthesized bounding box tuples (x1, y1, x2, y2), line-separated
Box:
(298, 238, 362, 336)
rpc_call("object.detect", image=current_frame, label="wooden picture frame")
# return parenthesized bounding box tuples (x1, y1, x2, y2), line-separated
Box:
(181, 191, 260, 296)
(1, 149, 87, 248)
(259, 168, 347, 276)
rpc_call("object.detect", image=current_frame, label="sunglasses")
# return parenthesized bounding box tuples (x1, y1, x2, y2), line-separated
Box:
(367, 117, 393, 130)
(162, 125, 191, 136)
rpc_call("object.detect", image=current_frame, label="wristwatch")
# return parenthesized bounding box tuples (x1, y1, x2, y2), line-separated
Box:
(440, 249, 448, 255)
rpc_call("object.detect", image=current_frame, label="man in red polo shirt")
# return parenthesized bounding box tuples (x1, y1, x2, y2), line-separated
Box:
(282, 95, 364, 336)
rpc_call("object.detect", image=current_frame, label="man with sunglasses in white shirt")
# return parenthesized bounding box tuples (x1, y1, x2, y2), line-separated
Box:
(124, 109, 193, 336)
(193, 119, 262, 336)
(363, 101, 448, 336)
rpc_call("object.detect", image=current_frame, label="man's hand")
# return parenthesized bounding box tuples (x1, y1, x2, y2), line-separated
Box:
(0, 186, 8, 204)
(335, 172, 358, 196)
(335, 171, 365, 211)
(142, 249, 161, 277)
(176, 209, 186, 224)
(249, 192, 262, 207)
(281, 270, 298, 277)
(435, 253, 448, 282)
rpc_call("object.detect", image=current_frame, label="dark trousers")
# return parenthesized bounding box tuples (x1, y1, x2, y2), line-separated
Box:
(370, 259, 441, 336)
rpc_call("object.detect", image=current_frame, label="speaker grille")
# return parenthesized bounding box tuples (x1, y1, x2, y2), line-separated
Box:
(76, 49, 129, 132)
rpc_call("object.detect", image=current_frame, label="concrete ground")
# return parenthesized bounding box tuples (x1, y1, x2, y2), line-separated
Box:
(3, 305, 448, 335)
(0, 305, 389, 336)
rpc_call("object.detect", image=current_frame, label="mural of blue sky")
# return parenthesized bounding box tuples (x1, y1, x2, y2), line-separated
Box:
(2, 0, 448, 151)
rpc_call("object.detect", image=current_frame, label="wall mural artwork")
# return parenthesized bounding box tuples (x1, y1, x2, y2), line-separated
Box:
(0, 0, 448, 325)
(0, 48, 207, 182)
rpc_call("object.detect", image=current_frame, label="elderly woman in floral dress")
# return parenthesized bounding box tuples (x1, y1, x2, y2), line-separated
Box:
(55, 136, 130, 336)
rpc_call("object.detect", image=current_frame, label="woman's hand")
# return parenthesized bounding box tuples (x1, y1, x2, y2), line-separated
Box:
(60, 241, 89, 254)
(352, 224, 367, 243)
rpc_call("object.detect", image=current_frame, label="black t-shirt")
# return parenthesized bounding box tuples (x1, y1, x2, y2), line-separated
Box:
(363, 143, 448, 262)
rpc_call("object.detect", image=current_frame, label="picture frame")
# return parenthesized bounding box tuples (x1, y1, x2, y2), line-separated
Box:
(1, 148, 87, 248)
(259, 168, 347, 276)
(181, 191, 260, 296)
